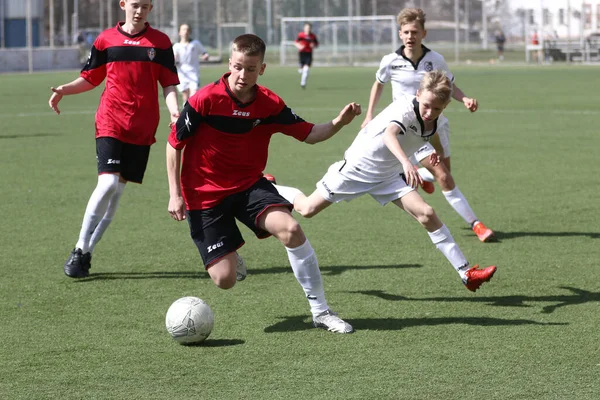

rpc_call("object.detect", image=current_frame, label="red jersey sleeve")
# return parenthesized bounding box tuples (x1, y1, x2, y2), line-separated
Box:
(80, 36, 107, 86)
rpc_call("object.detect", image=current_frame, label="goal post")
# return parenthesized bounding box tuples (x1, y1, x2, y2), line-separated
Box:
(280, 15, 398, 67)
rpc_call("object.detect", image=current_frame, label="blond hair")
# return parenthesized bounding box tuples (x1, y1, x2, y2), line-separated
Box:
(232, 34, 266, 60)
(397, 8, 426, 30)
(419, 70, 452, 104)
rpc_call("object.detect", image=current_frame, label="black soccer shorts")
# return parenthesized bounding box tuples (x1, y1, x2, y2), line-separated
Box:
(96, 137, 151, 183)
(187, 177, 293, 267)
(299, 52, 313, 67)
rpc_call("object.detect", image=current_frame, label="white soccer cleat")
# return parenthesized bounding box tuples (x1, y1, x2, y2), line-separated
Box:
(235, 252, 247, 281)
(312, 309, 354, 333)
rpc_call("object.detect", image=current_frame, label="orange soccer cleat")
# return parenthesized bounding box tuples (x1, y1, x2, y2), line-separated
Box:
(264, 174, 277, 184)
(463, 265, 497, 292)
(420, 180, 435, 194)
(472, 221, 495, 242)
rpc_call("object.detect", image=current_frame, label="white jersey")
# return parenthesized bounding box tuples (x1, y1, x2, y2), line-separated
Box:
(376, 45, 454, 100)
(342, 94, 442, 183)
(173, 39, 207, 76)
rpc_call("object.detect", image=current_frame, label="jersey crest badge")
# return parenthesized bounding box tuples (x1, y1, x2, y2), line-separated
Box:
(147, 48, 156, 60)
(424, 61, 433, 72)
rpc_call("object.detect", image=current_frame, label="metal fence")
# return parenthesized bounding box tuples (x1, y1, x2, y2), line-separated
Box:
(1, 0, 598, 72)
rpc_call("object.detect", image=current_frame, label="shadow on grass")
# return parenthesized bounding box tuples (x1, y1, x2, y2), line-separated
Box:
(264, 315, 565, 333)
(182, 339, 245, 347)
(0, 133, 60, 139)
(72, 263, 421, 281)
(350, 286, 600, 314)
(462, 228, 600, 241)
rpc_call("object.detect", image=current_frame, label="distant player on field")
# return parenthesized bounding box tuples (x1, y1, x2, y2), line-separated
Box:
(166, 34, 361, 333)
(49, 0, 180, 278)
(173, 23, 210, 104)
(294, 23, 318, 89)
(272, 71, 497, 292)
(360, 8, 495, 243)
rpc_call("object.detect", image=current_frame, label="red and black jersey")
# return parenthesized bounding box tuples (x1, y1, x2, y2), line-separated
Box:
(81, 22, 179, 146)
(296, 32, 318, 53)
(168, 73, 315, 210)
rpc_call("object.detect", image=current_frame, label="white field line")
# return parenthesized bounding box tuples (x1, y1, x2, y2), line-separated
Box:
(2, 107, 600, 119)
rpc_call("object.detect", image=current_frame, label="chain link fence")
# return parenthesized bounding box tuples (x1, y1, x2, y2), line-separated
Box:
(1, 0, 598, 72)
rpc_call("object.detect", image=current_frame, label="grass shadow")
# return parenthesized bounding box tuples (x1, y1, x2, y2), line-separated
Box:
(350, 286, 600, 314)
(72, 263, 421, 281)
(0, 133, 60, 139)
(181, 339, 245, 347)
(463, 228, 600, 241)
(264, 315, 566, 333)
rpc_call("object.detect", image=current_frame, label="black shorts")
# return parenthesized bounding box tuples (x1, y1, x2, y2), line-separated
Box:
(187, 177, 292, 266)
(96, 137, 151, 183)
(299, 52, 313, 67)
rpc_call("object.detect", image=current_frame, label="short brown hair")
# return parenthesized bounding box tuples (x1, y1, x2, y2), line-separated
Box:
(397, 8, 426, 30)
(232, 34, 266, 60)
(419, 70, 452, 104)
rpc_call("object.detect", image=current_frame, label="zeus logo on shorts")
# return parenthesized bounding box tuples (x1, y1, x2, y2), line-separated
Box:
(232, 110, 250, 117)
(107, 159, 121, 165)
(207, 241, 224, 253)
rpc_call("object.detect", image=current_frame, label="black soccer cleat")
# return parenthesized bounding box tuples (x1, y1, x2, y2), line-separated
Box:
(64, 248, 92, 278)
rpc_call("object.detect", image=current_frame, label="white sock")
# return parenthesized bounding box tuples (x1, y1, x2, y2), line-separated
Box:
(442, 187, 478, 226)
(273, 184, 303, 205)
(75, 174, 120, 254)
(417, 167, 435, 182)
(286, 239, 329, 317)
(88, 181, 126, 253)
(300, 65, 309, 86)
(427, 224, 470, 280)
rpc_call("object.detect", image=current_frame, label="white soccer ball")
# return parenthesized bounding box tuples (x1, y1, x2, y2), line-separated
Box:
(165, 296, 214, 344)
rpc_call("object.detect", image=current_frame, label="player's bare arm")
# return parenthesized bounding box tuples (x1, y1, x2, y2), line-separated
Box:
(49, 77, 96, 115)
(381, 123, 421, 188)
(166, 143, 186, 221)
(452, 83, 478, 112)
(361, 81, 385, 128)
(304, 103, 361, 144)
(163, 85, 180, 125)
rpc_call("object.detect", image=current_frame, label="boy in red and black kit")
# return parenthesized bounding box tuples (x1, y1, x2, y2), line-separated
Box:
(49, 0, 180, 278)
(294, 22, 318, 89)
(166, 34, 361, 333)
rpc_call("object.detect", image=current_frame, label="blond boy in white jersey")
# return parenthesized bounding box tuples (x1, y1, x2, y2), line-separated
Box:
(272, 71, 496, 292)
(361, 8, 494, 243)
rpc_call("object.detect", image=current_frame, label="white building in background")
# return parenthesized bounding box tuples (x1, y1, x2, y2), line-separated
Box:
(503, 0, 600, 40)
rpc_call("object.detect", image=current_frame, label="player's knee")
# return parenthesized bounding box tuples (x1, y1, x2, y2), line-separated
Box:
(97, 174, 121, 195)
(211, 273, 236, 289)
(416, 204, 436, 226)
(434, 170, 455, 190)
(279, 220, 305, 247)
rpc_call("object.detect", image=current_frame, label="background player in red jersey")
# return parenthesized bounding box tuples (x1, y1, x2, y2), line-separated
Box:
(294, 23, 318, 89)
(166, 34, 361, 334)
(48, 0, 180, 278)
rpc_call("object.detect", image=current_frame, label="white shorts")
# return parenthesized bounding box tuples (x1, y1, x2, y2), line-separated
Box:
(177, 72, 199, 93)
(317, 161, 414, 206)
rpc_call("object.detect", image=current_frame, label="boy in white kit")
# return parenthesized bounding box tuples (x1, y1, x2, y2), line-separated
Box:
(273, 70, 497, 292)
(173, 23, 209, 104)
(361, 8, 494, 243)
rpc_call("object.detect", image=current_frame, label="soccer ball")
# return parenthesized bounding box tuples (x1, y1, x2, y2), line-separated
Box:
(165, 296, 214, 344)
